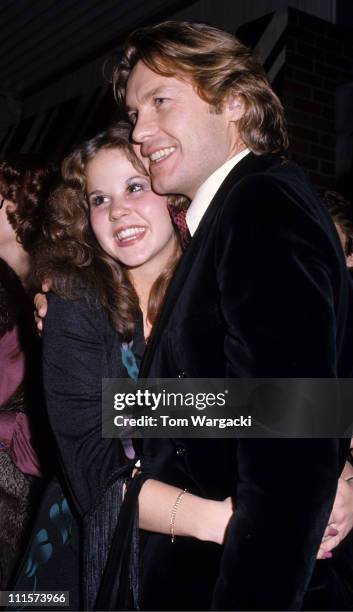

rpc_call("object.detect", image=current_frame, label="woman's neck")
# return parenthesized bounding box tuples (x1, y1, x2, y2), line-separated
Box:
(127, 236, 180, 340)
(130, 268, 155, 340)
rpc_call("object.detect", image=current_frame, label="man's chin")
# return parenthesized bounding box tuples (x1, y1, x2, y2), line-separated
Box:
(151, 175, 187, 198)
(150, 177, 173, 196)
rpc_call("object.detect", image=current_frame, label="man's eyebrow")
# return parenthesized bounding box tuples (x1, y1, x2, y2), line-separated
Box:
(127, 86, 176, 109)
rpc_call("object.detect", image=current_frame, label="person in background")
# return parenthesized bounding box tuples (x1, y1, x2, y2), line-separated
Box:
(0, 156, 58, 588)
(320, 190, 353, 270)
(316, 189, 353, 567)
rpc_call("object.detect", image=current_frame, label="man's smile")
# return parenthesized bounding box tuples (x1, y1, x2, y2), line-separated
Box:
(149, 147, 176, 163)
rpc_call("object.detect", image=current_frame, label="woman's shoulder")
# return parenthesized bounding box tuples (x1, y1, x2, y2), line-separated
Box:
(45, 264, 106, 312)
(47, 284, 106, 325)
(46, 286, 130, 368)
(43, 291, 114, 363)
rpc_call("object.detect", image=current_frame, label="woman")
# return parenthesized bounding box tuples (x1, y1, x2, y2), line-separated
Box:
(15, 123, 232, 611)
(0, 157, 57, 588)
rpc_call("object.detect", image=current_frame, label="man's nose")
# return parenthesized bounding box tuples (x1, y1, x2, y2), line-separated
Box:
(132, 110, 157, 145)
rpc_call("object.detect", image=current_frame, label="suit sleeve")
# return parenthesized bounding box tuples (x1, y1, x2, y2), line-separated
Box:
(212, 175, 346, 610)
(42, 293, 130, 517)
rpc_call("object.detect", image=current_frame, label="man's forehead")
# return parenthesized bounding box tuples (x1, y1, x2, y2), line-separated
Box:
(126, 61, 188, 103)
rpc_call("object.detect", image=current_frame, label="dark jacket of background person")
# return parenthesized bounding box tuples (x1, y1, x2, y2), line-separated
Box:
(0, 259, 42, 589)
(137, 153, 353, 611)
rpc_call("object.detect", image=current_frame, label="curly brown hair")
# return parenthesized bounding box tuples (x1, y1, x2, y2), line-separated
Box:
(35, 122, 183, 341)
(0, 156, 58, 253)
(113, 20, 288, 155)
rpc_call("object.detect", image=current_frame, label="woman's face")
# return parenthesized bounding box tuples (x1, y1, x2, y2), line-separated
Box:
(0, 195, 16, 251)
(87, 148, 176, 275)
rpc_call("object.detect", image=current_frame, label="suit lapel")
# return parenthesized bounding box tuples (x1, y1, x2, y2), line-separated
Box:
(140, 153, 280, 376)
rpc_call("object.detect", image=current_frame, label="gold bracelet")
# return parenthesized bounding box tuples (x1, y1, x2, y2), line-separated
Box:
(170, 488, 187, 543)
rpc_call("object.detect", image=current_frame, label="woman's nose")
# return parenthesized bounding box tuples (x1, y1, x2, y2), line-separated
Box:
(108, 197, 131, 222)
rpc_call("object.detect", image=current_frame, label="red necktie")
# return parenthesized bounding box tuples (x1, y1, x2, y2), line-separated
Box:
(168, 205, 191, 251)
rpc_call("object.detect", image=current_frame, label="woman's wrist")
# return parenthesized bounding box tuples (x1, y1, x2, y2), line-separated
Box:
(195, 498, 231, 544)
(171, 492, 217, 542)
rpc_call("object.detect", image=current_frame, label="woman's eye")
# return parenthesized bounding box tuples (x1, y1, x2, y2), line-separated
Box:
(91, 195, 109, 206)
(127, 183, 144, 194)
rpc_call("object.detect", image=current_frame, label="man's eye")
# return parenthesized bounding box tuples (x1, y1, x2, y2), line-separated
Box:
(91, 195, 109, 206)
(154, 97, 167, 107)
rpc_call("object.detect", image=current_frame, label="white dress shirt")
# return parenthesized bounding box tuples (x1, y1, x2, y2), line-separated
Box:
(186, 148, 250, 236)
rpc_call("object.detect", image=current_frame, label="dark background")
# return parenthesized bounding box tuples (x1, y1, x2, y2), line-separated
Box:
(1, 0, 352, 197)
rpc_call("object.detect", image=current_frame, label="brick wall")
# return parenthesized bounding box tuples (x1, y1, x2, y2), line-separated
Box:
(284, 8, 353, 188)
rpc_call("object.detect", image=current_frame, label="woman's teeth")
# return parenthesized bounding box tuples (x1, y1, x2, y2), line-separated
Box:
(116, 227, 145, 241)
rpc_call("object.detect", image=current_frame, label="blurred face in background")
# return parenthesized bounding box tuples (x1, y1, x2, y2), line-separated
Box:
(0, 195, 17, 254)
(334, 222, 353, 269)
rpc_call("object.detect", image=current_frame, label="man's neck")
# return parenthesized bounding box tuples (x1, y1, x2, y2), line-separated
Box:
(186, 147, 250, 236)
(189, 143, 248, 201)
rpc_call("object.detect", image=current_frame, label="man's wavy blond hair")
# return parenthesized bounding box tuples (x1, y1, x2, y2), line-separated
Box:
(113, 20, 289, 155)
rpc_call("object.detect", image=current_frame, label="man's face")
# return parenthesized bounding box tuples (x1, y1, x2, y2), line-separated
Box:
(126, 61, 243, 200)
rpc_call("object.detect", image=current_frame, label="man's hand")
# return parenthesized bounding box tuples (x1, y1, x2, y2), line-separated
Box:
(34, 281, 50, 333)
(317, 461, 353, 559)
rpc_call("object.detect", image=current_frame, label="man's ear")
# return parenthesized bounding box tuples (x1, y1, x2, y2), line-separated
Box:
(225, 93, 245, 122)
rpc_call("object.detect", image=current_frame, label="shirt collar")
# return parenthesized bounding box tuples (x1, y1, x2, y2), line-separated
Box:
(186, 148, 250, 236)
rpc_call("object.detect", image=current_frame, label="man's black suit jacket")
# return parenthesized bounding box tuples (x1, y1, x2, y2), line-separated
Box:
(137, 153, 353, 611)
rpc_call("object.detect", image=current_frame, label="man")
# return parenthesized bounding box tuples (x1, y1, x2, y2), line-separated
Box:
(113, 20, 353, 611)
